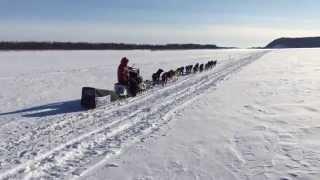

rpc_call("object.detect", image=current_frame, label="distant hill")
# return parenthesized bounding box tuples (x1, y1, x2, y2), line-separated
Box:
(0, 41, 229, 50)
(265, 37, 320, 49)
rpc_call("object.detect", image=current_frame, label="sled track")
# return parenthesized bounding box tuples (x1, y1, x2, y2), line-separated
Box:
(0, 51, 269, 180)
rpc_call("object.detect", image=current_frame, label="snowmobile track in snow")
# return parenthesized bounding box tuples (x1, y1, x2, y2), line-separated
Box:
(0, 51, 269, 180)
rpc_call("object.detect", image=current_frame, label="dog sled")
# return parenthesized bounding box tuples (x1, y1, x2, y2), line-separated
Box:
(81, 68, 151, 109)
(81, 60, 217, 109)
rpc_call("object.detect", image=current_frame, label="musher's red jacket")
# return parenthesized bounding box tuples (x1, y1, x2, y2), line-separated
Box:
(117, 63, 129, 85)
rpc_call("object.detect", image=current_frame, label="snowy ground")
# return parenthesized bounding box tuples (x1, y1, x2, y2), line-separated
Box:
(0, 49, 319, 180)
(0, 49, 254, 114)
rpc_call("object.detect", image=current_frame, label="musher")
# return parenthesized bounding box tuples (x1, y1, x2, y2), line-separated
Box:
(117, 57, 139, 96)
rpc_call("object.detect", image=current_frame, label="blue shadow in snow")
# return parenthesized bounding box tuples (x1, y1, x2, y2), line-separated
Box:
(0, 100, 85, 118)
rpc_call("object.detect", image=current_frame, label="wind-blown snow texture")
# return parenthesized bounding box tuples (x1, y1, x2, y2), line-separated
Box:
(0, 49, 319, 180)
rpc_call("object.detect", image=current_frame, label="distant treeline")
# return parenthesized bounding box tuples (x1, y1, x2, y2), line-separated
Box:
(0, 41, 226, 50)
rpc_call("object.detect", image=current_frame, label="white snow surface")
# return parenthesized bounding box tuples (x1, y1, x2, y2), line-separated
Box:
(0, 49, 320, 180)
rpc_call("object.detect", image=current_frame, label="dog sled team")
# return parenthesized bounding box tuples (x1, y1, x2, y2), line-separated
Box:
(115, 57, 217, 97)
(81, 57, 218, 109)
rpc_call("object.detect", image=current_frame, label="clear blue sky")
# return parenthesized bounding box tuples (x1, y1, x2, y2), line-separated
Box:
(1, 0, 319, 47)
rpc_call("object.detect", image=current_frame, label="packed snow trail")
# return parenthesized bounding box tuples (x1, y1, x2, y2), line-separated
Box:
(0, 51, 268, 180)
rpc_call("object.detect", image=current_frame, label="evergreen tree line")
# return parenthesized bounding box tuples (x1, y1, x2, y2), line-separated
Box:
(0, 42, 225, 50)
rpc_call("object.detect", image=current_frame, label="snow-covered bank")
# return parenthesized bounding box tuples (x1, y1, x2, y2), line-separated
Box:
(81, 49, 320, 180)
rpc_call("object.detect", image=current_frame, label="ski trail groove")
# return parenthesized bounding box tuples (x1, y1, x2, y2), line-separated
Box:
(0, 51, 269, 180)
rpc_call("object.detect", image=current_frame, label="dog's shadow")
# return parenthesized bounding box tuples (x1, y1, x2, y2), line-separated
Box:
(0, 100, 85, 118)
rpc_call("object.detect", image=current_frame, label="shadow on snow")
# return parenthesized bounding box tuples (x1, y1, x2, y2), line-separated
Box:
(0, 100, 85, 118)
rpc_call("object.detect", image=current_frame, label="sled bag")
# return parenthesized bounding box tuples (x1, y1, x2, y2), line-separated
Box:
(81, 87, 97, 109)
